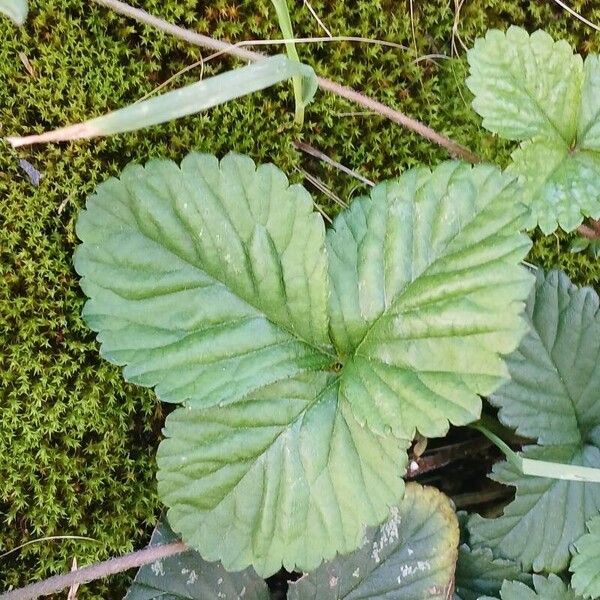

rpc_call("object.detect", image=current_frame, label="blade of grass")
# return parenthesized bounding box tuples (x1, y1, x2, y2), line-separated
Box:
(473, 424, 600, 483)
(270, 0, 307, 125)
(6, 55, 316, 147)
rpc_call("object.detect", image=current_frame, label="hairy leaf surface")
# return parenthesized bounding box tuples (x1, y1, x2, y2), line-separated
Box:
(287, 483, 459, 600)
(570, 516, 600, 599)
(158, 372, 409, 577)
(467, 27, 600, 233)
(75, 153, 331, 407)
(125, 520, 269, 600)
(329, 161, 532, 438)
(469, 270, 600, 572)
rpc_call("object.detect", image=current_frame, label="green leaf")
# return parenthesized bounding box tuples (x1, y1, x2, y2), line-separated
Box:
(454, 545, 531, 600)
(467, 27, 600, 233)
(328, 161, 533, 438)
(125, 520, 269, 600)
(570, 516, 600, 599)
(508, 139, 600, 234)
(468, 270, 600, 572)
(0, 0, 27, 24)
(7, 55, 318, 146)
(485, 574, 582, 600)
(570, 237, 591, 254)
(157, 372, 409, 577)
(466, 27, 582, 142)
(287, 483, 459, 600)
(75, 152, 332, 407)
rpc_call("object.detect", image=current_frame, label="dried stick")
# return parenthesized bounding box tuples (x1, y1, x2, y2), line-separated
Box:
(90, 0, 479, 162)
(0, 541, 186, 600)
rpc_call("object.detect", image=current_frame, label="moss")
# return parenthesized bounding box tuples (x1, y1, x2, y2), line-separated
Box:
(0, 0, 599, 597)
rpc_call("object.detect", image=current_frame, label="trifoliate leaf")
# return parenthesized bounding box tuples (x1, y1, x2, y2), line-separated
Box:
(469, 270, 600, 572)
(570, 515, 600, 599)
(0, 0, 27, 24)
(157, 372, 409, 577)
(328, 161, 533, 438)
(454, 545, 531, 600)
(125, 520, 269, 600)
(467, 27, 600, 233)
(287, 483, 459, 600)
(75, 152, 332, 408)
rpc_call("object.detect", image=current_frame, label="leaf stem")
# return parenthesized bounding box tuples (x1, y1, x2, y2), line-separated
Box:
(0, 541, 186, 600)
(270, 0, 305, 125)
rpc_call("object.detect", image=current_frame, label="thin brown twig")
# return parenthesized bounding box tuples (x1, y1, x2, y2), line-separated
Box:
(89, 0, 478, 162)
(0, 541, 186, 600)
(293, 140, 375, 186)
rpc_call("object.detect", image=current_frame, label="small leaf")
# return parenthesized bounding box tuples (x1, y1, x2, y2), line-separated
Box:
(0, 0, 28, 25)
(454, 545, 531, 600)
(469, 270, 600, 573)
(7, 55, 317, 146)
(570, 237, 591, 254)
(75, 152, 331, 408)
(467, 27, 600, 233)
(570, 515, 600, 599)
(484, 574, 582, 600)
(328, 161, 533, 438)
(466, 27, 582, 142)
(287, 483, 459, 600)
(158, 372, 409, 577)
(125, 520, 269, 600)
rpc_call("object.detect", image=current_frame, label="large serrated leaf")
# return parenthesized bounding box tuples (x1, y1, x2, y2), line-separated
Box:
(468, 270, 600, 573)
(481, 574, 582, 600)
(286, 483, 459, 600)
(467, 27, 600, 233)
(125, 520, 269, 600)
(158, 372, 409, 577)
(454, 545, 531, 600)
(75, 152, 332, 407)
(0, 0, 27, 24)
(329, 161, 533, 438)
(570, 516, 600, 599)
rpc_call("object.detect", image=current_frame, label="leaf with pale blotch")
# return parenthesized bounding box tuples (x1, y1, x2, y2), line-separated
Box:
(469, 270, 600, 573)
(570, 516, 600, 599)
(0, 0, 27, 24)
(287, 483, 459, 600)
(125, 520, 269, 600)
(467, 27, 600, 233)
(454, 545, 531, 600)
(75, 152, 332, 408)
(329, 161, 533, 438)
(481, 574, 582, 600)
(158, 372, 409, 577)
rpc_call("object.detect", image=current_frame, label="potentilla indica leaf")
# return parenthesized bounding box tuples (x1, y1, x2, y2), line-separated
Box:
(287, 483, 459, 600)
(75, 153, 331, 407)
(481, 574, 583, 600)
(454, 545, 531, 600)
(469, 270, 600, 573)
(467, 27, 600, 233)
(570, 516, 600, 599)
(158, 372, 409, 577)
(329, 161, 533, 438)
(76, 153, 533, 576)
(125, 520, 270, 600)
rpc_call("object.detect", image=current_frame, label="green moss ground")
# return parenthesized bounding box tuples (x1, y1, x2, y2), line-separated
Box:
(1, 0, 599, 596)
